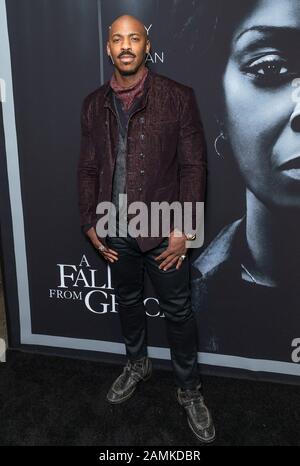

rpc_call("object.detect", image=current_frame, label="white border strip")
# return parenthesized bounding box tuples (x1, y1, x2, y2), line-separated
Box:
(0, 0, 32, 340)
(1, 0, 300, 378)
(19, 332, 300, 376)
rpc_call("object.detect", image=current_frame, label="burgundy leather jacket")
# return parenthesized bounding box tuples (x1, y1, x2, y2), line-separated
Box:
(77, 68, 207, 252)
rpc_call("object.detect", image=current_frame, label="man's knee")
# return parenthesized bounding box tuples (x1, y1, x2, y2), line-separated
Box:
(162, 301, 194, 324)
(117, 295, 144, 310)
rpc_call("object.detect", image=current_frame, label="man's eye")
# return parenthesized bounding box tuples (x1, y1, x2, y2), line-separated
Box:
(243, 54, 298, 85)
(132, 37, 139, 41)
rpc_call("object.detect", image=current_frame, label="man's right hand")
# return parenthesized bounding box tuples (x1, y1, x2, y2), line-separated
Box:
(85, 227, 119, 263)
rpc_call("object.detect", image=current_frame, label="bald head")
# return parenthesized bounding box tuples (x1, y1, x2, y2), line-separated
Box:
(108, 15, 147, 41)
(106, 14, 150, 77)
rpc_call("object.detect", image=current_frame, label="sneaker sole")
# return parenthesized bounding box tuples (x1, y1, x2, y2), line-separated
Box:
(106, 363, 152, 405)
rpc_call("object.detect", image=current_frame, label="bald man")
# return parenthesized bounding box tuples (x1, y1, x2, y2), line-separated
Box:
(77, 14, 215, 443)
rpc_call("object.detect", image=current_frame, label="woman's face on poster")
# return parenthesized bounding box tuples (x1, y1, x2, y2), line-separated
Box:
(223, 0, 300, 210)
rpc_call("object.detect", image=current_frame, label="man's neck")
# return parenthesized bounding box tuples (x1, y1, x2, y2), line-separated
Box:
(113, 65, 147, 88)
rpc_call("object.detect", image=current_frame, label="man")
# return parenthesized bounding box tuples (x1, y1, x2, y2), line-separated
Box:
(77, 14, 215, 443)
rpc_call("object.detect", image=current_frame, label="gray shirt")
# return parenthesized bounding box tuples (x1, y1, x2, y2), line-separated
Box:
(109, 91, 144, 237)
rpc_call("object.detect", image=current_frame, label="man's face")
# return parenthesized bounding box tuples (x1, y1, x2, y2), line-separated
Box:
(107, 17, 150, 76)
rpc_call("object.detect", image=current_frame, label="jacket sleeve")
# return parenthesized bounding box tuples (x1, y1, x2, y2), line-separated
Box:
(77, 96, 100, 231)
(176, 87, 207, 232)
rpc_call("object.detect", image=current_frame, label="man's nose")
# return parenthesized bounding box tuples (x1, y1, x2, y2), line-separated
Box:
(121, 39, 132, 51)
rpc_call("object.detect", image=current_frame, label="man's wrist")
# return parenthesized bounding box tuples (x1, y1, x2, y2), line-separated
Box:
(82, 223, 93, 233)
(170, 228, 196, 241)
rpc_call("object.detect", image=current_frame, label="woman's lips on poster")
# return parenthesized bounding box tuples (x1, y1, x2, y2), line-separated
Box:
(278, 155, 300, 180)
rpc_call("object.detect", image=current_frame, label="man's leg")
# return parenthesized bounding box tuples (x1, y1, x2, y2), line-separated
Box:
(144, 237, 215, 443)
(106, 234, 147, 361)
(105, 234, 152, 404)
(144, 237, 200, 389)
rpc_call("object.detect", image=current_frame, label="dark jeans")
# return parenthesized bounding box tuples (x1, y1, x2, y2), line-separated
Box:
(106, 232, 201, 389)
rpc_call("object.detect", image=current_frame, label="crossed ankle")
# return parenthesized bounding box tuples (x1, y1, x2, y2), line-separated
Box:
(130, 355, 148, 363)
(179, 382, 202, 392)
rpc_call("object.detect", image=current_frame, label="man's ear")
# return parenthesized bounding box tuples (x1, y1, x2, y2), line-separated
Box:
(107, 46, 114, 64)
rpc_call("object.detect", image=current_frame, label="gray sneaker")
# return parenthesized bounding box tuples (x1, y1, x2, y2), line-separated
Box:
(106, 356, 152, 404)
(177, 384, 216, 443)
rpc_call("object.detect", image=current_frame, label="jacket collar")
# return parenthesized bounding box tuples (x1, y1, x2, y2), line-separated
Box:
(103, 67, 154, 112)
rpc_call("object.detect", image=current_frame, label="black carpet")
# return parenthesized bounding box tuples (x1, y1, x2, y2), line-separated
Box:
(0, 350, 300, 446)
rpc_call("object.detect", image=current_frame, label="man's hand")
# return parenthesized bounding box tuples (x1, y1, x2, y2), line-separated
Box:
(85, 227, 119, 263)
(154, 229, 188, 271)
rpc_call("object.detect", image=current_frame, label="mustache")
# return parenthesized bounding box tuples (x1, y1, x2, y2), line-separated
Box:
(118, 51, 135, 58)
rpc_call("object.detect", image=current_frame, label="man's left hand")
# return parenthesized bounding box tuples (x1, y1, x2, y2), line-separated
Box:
(154, 229, 188, 271)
